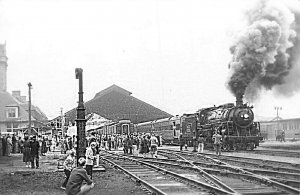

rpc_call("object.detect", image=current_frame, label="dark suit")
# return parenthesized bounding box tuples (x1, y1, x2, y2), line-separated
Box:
(30, 140, 40, 168)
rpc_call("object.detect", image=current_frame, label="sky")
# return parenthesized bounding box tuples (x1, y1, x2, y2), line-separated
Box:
(0, 0, 300, 120)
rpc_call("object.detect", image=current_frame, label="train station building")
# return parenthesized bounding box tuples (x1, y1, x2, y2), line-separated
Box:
(260, 118, 300, 141)
(64, 84, 172, 125)
(0, 43, 48, 136)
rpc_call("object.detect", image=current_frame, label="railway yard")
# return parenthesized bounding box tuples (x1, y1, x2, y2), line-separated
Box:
(99, 143, 300, 195)
(0, 141, 299, 195)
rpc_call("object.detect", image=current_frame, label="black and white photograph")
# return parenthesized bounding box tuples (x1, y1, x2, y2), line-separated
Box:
(0, 0, 299, 194)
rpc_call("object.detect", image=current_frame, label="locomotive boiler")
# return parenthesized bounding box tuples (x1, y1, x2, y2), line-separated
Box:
(197, 95, 263, 150)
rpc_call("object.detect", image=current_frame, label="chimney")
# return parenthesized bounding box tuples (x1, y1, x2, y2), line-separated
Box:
(236, 93, 243, 107)
(0, 43, 8, 92)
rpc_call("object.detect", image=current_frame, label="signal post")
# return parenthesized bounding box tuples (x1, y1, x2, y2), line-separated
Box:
(75, 68, 87, 164)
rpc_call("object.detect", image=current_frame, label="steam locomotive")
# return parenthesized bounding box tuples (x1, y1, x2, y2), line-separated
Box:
(135, 96, 263, 151)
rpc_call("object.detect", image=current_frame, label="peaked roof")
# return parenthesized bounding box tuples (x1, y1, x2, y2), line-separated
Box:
(65, 85, 172, 124)
(0, 91, 48, 122)
(94, 84, 132, 98)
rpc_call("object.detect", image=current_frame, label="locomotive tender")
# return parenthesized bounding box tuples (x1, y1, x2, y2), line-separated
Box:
(135, 95, 263, 151)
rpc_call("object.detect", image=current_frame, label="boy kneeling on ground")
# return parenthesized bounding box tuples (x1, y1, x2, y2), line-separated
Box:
(66, 157, 95, 195)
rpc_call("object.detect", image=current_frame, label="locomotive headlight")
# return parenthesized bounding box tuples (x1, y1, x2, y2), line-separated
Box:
(243, 113, 249, 119)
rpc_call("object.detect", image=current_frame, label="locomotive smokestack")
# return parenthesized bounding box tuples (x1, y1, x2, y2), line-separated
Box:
(236, 93, 243, 107)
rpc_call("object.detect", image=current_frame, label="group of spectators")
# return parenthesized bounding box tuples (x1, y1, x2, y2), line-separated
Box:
(1, 134, 23, 156)
(86, 132, 162, 158)
(61, 139, 97, 195)
(60, 132, 161, 195)
(1, 134, 47, 157)
(179, 130, 223, 156)
(22, 135, 41, 168)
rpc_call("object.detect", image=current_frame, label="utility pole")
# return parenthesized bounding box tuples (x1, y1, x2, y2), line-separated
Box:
(75, 68, 87, 163)
(61, 107, 64, 137)
(274, 106, 282, 138)
(28, 82, 32, 135)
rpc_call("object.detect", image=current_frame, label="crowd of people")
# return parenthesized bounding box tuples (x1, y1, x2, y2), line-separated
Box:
(1, 134, 48, 157)
(1, 134, 20, 156)
(1, 131, 221, 195)
(57, 132, 162, 194)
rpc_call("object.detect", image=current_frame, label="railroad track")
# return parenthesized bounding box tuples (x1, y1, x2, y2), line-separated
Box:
(239, 149, 300, 158)
(99, 151, 231, 195)
(101, 150, 299, 195)
(160, 149, 300, 190)
(197, 151, 300, 173)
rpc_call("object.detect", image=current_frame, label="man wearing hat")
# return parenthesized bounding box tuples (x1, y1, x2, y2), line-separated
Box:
(30, 136, 40, 168)
(85, 142, 96, 179)
(66, 157, 95, 195)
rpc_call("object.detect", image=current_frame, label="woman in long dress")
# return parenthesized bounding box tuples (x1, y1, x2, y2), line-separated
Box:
(23, 136, 31, 167)
(6, 135, 12, 157)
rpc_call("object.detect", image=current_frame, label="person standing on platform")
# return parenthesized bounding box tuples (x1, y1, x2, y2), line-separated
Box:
(61, 150, 76, 190)
(197, 134, 205, 153)
(127, 135, 133, 155)
(150, 134, 158, 158)
(38, 135, 43, 156)
(18, 137, 24, 153)
(123, 135, 129, 154)
(2, 135, 7, 156)
(212, 131, 222, 156)
(66, 157, 95, 195)
(179, 134, 184, 151)
(192, 133, 197, 152)
(281, 130, 286, 142)
(85, 142, 96, 179)
(139, 135, 148, 157)
(111, 135, 115, 150)
(12, 134, 17, 153)
(23, 136, 31, 167)
(6, 135, 12, 156)
(41, 137, 47, 156)
(30, 136, 40, 168)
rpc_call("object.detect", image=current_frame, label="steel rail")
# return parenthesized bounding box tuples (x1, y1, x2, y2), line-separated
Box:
(164, 149, 300, 195)
(103, 151, 234, 195)
(141, 158, 300, 189)
(201, 152, 300, 169)
(158, 150, 238, 194)
(100, 155, 167, 195)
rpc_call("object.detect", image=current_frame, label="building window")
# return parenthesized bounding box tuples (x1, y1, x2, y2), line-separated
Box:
(186, 123, 192, 133)
(6, 107, 18, 118)
(6, 123, 19, 132)
(122, 124, 129, 134)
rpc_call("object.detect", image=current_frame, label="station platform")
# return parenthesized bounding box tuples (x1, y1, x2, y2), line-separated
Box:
(0, 151, 106, 174)
(1, 143, 299, 174)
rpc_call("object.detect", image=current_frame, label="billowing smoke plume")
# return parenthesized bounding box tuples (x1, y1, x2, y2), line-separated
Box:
(228, 0, 300, 100)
